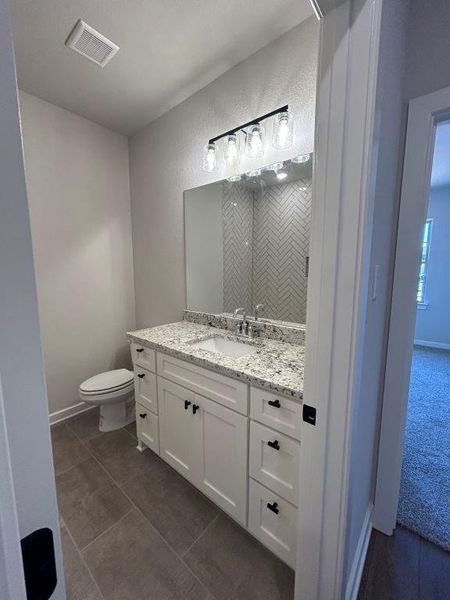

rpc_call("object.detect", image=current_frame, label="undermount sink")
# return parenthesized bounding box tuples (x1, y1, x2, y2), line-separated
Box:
(190, 335, 258, 358)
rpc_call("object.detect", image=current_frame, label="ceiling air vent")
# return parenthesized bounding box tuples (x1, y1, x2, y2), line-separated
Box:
(65, 20, 119, 67)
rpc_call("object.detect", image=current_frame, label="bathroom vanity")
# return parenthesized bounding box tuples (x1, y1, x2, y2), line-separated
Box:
(128, 315, 305, 568)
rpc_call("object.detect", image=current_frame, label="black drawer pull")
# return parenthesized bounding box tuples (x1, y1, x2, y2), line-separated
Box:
(267, 440, 280, 451)
(136, 348, 144, 353)
(192, 404, 200, 415)
(268, 399, 281, 408)
(139, 413, 147, 419)
(267, 502, 279, 515)
(137, 373, 145, 379)
(184, 400, 192, 410)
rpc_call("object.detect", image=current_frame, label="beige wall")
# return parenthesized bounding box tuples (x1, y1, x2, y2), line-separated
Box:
(20, 91, 136, 417)
(129, 18, 319, 328)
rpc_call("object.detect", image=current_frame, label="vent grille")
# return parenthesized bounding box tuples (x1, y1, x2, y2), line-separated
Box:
(66, 20, 119, 67)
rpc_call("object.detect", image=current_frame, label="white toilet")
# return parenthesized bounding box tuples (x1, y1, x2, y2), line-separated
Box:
(79, 368, 135, 432)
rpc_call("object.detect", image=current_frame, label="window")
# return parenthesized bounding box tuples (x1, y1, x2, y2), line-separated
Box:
(417, 219, 432, 305)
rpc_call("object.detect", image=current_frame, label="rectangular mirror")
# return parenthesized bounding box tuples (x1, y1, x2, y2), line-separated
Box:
(184, 155, 313, 326)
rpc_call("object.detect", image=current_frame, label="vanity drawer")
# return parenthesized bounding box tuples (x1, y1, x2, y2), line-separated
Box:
(134, 367, 158, 414)
(250, 387, 301, 440)
(131, 342, 156, 372)
(136, 403, 159, 454)
(249, 421, 300, 505)
(156, 352, 248, 415)
(248, 478, 297, 568)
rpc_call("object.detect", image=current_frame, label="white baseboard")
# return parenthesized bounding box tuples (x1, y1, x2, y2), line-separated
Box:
(345, 503, 373, 600)
(49, 402, 94, 426)
(414, 339, 450, 351)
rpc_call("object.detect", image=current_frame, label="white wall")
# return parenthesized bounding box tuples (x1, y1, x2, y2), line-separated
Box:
(19, 92, 136, 417)
(415, 186, 450, 346)
(185, 182, 223, 314)
(129, 18, 319, 328)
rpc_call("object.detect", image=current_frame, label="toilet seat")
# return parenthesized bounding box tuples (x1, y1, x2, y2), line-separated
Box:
(80, 368, 133, 394)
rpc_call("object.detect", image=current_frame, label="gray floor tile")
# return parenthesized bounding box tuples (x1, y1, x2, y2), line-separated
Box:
(184, 513, 294, 600)
(60, 526, 103, 600)
(56, 457, 131, 549)
(86, 428, 160, 485)
(66, 408, 101, 442)
(123, 420, 137, 439)
(51, 424, 90, 475)
(125, 458, 218, 554)
(83, 509, 210, 600)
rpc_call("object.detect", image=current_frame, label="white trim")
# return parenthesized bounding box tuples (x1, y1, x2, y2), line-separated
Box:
(345, 504, 373, 600)
(49, 402, 94, 425)
(373, 85, 450, 534)
(295, 0, 382, 598)
(414, 339, 450, 351)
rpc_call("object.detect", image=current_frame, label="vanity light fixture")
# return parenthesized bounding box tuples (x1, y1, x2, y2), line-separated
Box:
(224, 133, 240, 166)
(273, 111, 294, 150)
(203, 105, 292, 171)
(276, 171, 288, 180)
(246, 168, 262, 178)
(266, 162, 284, 173)
(291, 153, 310, 164)
(202, 142, 217, 172)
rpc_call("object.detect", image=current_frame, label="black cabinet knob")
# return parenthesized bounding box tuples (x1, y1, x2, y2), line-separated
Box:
(136, 348, 144, 353)
(192, 404, 200, 415)
(139, 413, 147, 419)
(267, 502, 279, 515)
(268, 399, 281, 408)
(267, 439, 280, 451)
(184, 400, 192, 410)
(137, 373, 145, 379)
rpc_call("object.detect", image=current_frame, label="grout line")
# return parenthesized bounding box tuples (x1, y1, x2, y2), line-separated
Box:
(181, 512, 220, 558)
(80, 508, 134, 553)
(63, 523, 106, 600)
(86, 453, 215, 598)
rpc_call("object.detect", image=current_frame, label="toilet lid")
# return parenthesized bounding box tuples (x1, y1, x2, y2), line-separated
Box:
(80, 369, 134, 393)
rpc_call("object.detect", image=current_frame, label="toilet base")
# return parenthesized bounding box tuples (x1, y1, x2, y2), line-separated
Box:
(99, 398, 135, 432)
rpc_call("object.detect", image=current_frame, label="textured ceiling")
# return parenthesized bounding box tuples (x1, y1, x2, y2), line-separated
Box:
(11, 0, 314, 135)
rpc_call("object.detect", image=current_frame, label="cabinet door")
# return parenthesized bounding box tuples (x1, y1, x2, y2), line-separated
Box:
(194, 393, 248, 524)
(158, 377, 197, 482)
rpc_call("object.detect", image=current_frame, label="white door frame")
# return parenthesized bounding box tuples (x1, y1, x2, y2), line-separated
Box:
(373, 86, 450, 534)
(295, 0, 382, 598)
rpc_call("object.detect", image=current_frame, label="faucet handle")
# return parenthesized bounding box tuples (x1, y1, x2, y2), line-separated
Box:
(255, 304, 265, 321)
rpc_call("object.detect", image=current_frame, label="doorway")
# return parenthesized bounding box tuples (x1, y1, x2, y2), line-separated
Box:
(397, 128, 450, 548)
(374, 87, 450, 550)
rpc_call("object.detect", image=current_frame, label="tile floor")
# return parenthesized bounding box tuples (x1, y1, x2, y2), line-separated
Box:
(52, 408, 295, 600)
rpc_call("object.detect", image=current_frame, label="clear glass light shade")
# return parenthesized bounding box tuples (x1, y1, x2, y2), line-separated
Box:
(246, 168, 262, 178)
(227, 174, 242, 182)
(272, 111, 294, 150)
(291, 153, 310, 164)
(202, 142, 217, 172)
(223, 134, 240, 167)
(245, 123, 265, 158)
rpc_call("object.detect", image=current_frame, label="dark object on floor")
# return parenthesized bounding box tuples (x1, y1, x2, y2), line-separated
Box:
(397, 347, 450, 551)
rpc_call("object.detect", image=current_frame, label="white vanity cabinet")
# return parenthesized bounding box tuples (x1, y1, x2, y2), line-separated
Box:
(130, 344, 301, 567)
(158, 374, 248, 524)
(248, 388, 301, 569)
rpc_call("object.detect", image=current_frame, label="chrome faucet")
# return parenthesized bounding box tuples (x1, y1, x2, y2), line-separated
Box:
(255, 303, 265, 321)
(233, 307, 246, 334)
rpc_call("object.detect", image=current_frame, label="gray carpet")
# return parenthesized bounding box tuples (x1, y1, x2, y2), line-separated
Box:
(397, 346, 450, 551)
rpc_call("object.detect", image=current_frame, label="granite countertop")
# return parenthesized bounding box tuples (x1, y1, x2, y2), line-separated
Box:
(127, 321, 305, 401)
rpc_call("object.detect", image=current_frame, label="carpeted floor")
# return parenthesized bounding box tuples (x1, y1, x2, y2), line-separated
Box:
(397, 346, 450, 551)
